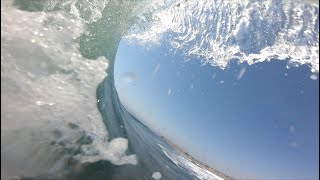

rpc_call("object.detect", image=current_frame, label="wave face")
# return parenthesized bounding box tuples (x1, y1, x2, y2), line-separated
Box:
(1, 0, 318, 179)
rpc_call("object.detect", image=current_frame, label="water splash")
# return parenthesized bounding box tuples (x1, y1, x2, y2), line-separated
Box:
(126, 0, 319, 73)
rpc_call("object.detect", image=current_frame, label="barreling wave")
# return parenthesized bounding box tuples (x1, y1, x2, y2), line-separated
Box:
(1, 0, 318, 179)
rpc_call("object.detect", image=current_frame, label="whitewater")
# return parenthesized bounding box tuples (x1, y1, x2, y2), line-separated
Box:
(1, 0, 318, 179)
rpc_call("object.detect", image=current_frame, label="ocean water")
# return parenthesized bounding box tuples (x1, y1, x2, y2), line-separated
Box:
(1, 0, 318, 180)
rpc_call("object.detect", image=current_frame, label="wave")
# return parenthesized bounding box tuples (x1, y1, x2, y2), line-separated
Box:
(126, 0, 319, 73)
(1, 0, 318, 179)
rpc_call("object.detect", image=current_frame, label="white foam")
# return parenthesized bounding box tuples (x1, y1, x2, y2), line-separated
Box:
(1, 2, 136, 178)
(126, 0, 319, 73)
(310, 74, 318, 80)
(152, 172, 162, 179)
(178, 155, 224, 180)
(157, 144, 180, 167)
(157, 144, 223, 180)
(75, 138, 138, 165)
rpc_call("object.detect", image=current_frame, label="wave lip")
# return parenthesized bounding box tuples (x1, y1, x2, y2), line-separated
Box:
(127, 0, 319, 73)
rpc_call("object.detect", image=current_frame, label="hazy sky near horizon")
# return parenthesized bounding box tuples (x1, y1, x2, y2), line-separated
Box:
(114, 39, 319, 179)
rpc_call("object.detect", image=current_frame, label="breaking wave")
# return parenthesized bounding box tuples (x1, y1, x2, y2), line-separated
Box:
(1, 0, 318, 179)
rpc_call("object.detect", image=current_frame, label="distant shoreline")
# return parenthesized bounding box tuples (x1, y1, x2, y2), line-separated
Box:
(160, 136, 233, 180)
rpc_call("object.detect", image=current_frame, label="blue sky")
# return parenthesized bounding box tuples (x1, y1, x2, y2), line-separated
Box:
(114, 39, 319, 179)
